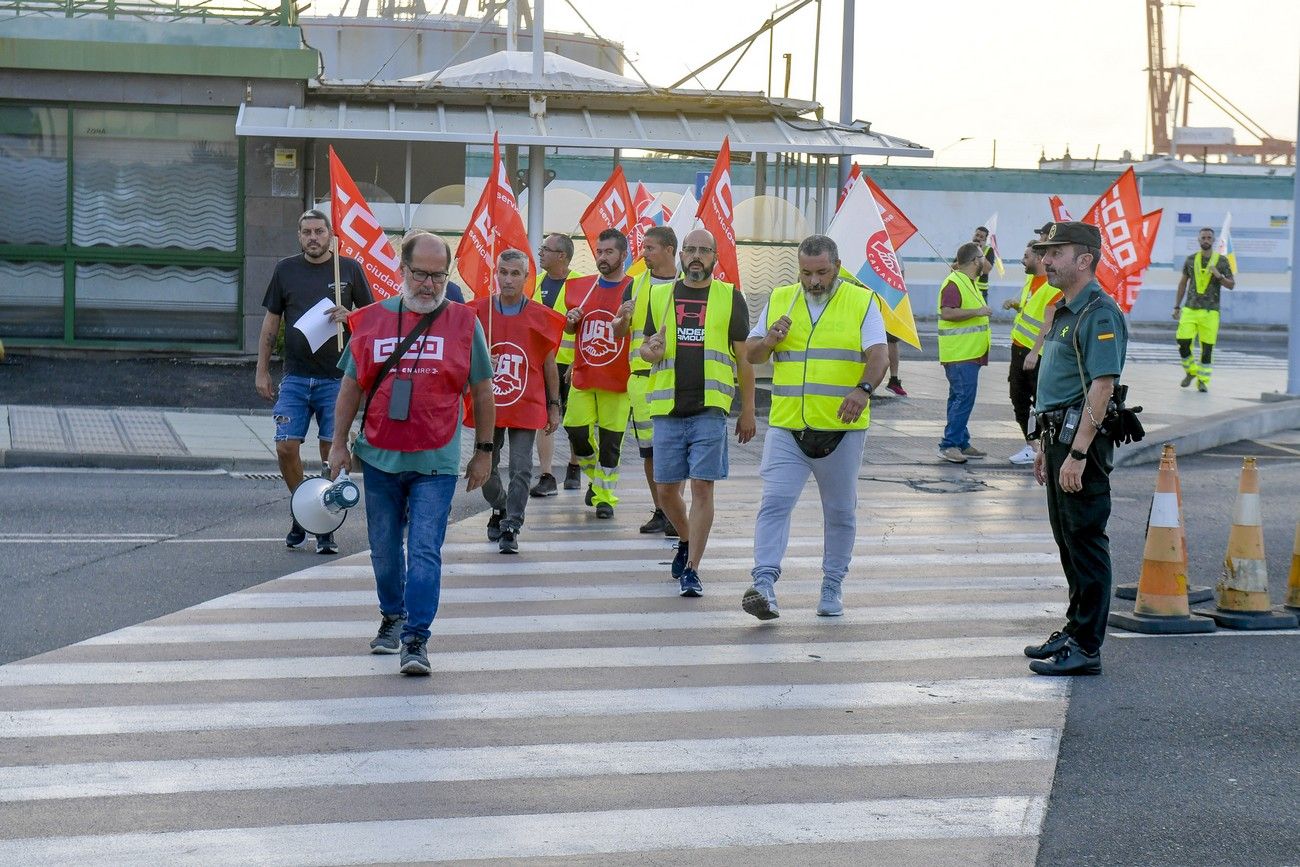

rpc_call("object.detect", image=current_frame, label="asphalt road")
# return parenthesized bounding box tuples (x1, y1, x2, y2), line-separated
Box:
(0, 468, 486, 665)
(2, 445, 1297, 864)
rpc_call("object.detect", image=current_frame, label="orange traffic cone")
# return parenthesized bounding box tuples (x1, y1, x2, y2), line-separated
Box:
(1195, 457, 1298, 630)
(1284, 520, 1300, 614)
(1110, 447, 1214, 633)
(1115, 444, 1212, 604)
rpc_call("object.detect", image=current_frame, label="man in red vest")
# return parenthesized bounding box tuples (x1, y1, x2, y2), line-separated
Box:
(562, 228, 634, 519)
(466, 249, 566, 553)
(329, 232, 495, 676)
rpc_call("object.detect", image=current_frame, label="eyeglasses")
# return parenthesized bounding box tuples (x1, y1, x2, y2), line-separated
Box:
(538, 246, 565, 255)
(406, 267, 449, 284)
(681, 246, 715, 255)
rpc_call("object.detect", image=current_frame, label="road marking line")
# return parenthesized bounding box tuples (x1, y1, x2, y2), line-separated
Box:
(0, 635, 1048, 686)
(0, 728, 1060, 802)
(79, 602, 1067, 646)
(0, 796, 1048, 863)
(439, 533, 1057, 555)
(0, 678, 1069, 739)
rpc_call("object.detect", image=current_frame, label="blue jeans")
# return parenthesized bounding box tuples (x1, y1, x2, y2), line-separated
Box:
(652, 410, 730, 483)
(940, 362, 981, 450)
(272, 375, 341, 442)
(360, 459, 457, 643)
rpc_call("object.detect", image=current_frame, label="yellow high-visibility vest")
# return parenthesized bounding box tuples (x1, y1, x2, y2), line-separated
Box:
(936, 271, 990, 363)
(1011, 275, 1060, 350)
(645, 279, 737, 417)
(766, 281, 873, 431)
(627, 271, 676, 374)
(536, 269, 584, 365)
(1193, 252, 1222, 295)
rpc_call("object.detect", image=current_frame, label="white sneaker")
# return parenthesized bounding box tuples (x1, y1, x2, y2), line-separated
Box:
(1009, 444, 1036, 465)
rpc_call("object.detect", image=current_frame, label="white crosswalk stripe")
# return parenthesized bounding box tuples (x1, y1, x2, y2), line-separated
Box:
(0, 477, 1071, 864)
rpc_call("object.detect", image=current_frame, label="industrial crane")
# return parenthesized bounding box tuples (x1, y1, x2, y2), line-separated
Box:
(1145, 0, 1294, 164)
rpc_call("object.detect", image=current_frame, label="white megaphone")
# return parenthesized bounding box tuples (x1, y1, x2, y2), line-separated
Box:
(290, 470, 361, 535)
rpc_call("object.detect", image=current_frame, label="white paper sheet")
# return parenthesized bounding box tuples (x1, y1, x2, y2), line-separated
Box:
(292, 298, 339, 353)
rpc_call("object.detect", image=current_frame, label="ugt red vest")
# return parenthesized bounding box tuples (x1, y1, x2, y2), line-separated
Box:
(564, 274, 632, 392)
(348, 300, 477, 451)
(464, 296, 565, 430)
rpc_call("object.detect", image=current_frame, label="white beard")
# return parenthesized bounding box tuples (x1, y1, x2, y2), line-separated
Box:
(402, 285, 444, 314)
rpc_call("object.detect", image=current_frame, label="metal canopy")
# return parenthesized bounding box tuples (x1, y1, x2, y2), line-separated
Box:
(234, 100, 931, 157)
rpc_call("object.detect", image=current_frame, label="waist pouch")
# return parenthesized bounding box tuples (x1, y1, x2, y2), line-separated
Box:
(792, 428, 846, 459)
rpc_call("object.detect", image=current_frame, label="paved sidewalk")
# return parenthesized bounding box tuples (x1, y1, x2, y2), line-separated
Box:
(3, 346, 1295, 471)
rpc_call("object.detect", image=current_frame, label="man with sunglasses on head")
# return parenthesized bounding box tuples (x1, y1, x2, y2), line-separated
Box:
(530, 233, 584, 496)
(329, 231, 495, 676)
(257, 209, 372, 555)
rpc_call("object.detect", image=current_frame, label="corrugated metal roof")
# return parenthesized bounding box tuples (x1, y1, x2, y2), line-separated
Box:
(235, 100, 930, 157)
(400, 50, 645, 92)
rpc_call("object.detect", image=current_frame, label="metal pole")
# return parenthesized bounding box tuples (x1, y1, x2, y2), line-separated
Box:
(528, 146, 545, 253)
(532, 0, 544, 79)
(403, 141, 413, 230)
(506, 0, 518, 52)
(1287, 54, 1300, 394)
(837, 0, 855, 191)
(811, 0, 822, 102)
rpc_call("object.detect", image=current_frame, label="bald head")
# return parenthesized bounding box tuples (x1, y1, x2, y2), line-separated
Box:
(679, 228, 717, 287)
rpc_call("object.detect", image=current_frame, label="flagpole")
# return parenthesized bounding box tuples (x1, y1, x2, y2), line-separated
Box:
(332, 237, 343, 351)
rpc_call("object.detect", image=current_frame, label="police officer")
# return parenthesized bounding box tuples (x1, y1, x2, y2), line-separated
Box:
(1024, 222, 1129, 676)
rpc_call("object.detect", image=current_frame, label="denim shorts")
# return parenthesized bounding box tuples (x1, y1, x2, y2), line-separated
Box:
(652, 410, 729, 483)
(273, 374, 341, 442)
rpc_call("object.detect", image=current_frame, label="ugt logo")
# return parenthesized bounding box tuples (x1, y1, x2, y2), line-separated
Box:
(579, 311, 624, 367)
(491, 341, 528, 407)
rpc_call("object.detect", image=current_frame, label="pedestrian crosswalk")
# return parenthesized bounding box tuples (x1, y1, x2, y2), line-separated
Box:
(0, 475, 1070, 864)
(992, 335, 1288, 370)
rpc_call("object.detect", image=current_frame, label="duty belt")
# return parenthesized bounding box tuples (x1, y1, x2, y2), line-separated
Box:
(1034, 407, 1070, 443)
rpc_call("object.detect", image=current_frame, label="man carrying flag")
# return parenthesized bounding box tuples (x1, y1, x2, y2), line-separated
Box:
(563, 228, 635, 518)
(1172, 226, 1235, 392)
(971, 224, 1000, 299)
(467, 249, 566, 553)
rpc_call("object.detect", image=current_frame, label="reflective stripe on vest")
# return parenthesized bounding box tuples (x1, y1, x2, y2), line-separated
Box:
(644, 279, 738, 416)
(627, 271, 672, 373)
(936, 271, 991, 363)
(766, 281, 872, 431)
(537, 269, 583, 365)
(1011, 275, 1058, 350)
(1193, 252, 1221, 295)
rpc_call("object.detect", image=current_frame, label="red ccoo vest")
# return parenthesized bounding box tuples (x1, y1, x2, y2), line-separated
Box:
(348, 299, 477, 451)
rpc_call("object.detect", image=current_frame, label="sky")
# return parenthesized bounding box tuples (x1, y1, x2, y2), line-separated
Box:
(315, 0, 1300, 168)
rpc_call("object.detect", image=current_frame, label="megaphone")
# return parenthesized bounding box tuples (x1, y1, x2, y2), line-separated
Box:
(290, 470, 361, 535)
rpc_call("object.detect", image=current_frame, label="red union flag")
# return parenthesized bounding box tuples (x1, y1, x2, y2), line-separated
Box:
(328, 146, 401, 300)
(1049, 194, 1076, 223)
(1081, 168, 1145, 312)
(1114, 208, 1163, 312)
(580, 166, 634, 263)
(695, 137, 740, 288)
(837, 162, 862, 211)
(455, 133, 536, 301)
(862, 175, 918, 252)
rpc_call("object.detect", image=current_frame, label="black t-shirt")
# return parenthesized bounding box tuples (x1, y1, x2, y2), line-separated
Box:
(262, 254, 372, 378)
(644, 281, 749, 417)
(539, 274, 567, 309)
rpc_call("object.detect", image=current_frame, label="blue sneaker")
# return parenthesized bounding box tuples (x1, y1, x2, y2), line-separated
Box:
(671, 541, 690, 579)
(678, 567, 703, 598)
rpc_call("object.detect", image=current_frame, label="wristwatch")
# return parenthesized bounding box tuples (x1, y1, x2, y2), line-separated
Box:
(474, 441, 495, 453)
(854, 382, 874, 397)
(1069, 448, 1088, 461)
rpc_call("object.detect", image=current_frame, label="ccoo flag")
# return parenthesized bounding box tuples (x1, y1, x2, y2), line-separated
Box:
(580, 165, 635, 267)
(1048, 195, 1076, 223)
(827, 176, 920, 348)
(1216, 212, 1237, 273)
(694, 137, 741, 288)
(1081, 168, 1145, 312)
(454, 133, 536, 301)
(328, 146, 401, 300)
(627, 183, 674, 278)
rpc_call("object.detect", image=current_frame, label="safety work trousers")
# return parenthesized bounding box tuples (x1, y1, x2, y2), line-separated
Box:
(564, 386, 630, 507)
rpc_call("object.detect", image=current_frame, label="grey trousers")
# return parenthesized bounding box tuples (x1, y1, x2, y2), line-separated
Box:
(751, 427, 868, 588)
(483, 426, 537, 530)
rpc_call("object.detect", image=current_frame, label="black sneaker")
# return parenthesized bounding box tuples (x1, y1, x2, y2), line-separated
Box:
(286, 519, 307, 549)
(563, 464, 581, 490)
(315, 532, 339, 555)
(1197, 381, 1208, 393)
(530, 472, 559, 497)
(585, 485, 595, 507)
(1029, 639, 1101, 676)
(499, 527, 519, 554)
(400, 637, 431, 675)
(678, 567, 703, 598)
(742, 586, 780, 620)
(1023, 630, 1070, 660)
(640, 509, 667, 534)
(1180, 372, 1195, 388)
(486, 509, 505, 542)
(662, 515, 679, 538)
(671, 541, 690, 579)
(369, 614, 404, 654)
(595, 502, 614, 519)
